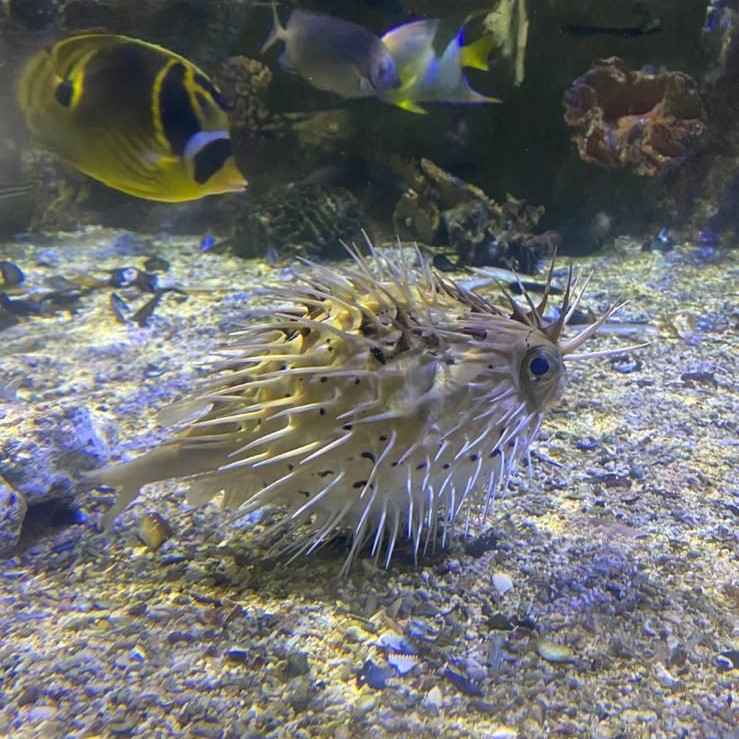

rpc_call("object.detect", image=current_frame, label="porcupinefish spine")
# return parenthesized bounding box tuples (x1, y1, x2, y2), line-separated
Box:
(96, 242, 619, 572)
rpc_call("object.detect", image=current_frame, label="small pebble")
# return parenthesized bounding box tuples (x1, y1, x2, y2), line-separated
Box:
(464, 656, 488, 682)
(285, 651, 310, 678)
(17, 683, 41, 706)
(25, 706, 58, 722)
(0, 261, 25, 286)
(359, 659, 393, 690)
(354, 695, 377, 717)
(652, 661, 680, 688)
(344, 625, 367, 643)
(492, 572, 513, 595)
(138, 512, 172, 551)
(423, 685, 443, 712)
(536, 639, 576, 663)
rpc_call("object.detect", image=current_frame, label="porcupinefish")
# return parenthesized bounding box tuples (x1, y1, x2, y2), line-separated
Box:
(90, 240, 620, 572)
(379, 17, 499, 114)
(17, 32, 247, 202)
(261, 7, 401, 97)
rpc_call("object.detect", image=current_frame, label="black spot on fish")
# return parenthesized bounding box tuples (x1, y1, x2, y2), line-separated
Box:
(192, 138, 232, 185)
(55, 79, 74, 107)
(352, 480, 367, 489)
(361, 451, 375, 462)
(317, 470, 335, 477)
(371, 347, 387, 364)
(159, 62, 200, 156)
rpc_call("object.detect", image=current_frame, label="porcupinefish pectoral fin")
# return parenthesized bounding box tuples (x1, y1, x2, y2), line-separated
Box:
(185, 477, 223, 507)
(156, 398, 214, 428)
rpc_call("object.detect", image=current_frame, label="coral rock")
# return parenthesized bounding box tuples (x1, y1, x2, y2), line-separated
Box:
(231, 183, 367, 261)
(391, 157, 551, 271)
(563, 57, 706, 177)
(213, 56, 287, 149)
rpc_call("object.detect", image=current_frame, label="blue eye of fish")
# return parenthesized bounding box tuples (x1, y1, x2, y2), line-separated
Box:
(529, 356, 550, 377)
(159, 62, 201, 155)
(54, 79, 74, 107)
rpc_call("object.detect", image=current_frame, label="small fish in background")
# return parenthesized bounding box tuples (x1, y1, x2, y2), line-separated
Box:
(563, 18, 662, 37)
(16, 32, 247, 202)
(0, 180, 39, 201)
(261, 6, 401, 98)
(379, 16, 500, 113)
(563, 1, 662, 39)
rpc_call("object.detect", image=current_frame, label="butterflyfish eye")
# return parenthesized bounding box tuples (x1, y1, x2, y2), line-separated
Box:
(159, 62, 201, 156)
(193, 138, 232, 184)
(529, 356, 550, 377)
(55, 79, 74, 107)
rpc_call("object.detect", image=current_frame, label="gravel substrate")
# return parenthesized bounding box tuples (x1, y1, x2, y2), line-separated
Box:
(0, 229, 736, 738)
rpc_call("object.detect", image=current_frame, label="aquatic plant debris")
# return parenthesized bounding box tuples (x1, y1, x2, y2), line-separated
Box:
(90, 237, 626, 572)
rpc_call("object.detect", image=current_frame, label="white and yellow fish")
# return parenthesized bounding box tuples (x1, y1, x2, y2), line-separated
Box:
(380, 17, 500, 114)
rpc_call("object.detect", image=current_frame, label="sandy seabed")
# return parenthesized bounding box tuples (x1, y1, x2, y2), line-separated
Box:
(0, 229, 736, 738)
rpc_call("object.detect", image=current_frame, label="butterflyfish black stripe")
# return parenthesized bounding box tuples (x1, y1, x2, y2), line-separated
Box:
(158, 62, 201, 157)
(193, 72, 228, 111)
(193, 138, 232, 185)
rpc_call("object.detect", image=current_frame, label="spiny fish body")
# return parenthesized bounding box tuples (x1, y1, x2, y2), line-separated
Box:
(94, 243, 616, 571)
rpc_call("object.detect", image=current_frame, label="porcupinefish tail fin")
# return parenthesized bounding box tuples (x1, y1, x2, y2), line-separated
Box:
(99, 481, 142, 531)
(82, 445, 185, 530)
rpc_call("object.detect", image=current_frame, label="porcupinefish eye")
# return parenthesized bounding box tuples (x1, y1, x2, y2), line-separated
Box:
(523, 346, 560, 383)
(519, 345, 565, 409)
(529, 355, 550, 378)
